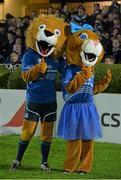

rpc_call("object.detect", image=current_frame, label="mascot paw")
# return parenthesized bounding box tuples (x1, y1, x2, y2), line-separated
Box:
(81, 65, 92, 79)
(39, 58, 48, 74)
(106, 69, 112, 83)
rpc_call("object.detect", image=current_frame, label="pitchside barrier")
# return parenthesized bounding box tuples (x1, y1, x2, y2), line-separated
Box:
(0, 89, 121, 144)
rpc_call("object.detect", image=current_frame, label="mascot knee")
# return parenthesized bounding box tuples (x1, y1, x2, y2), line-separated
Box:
(21, 129, 33, 141)
(20, 119, 37, 141)
(41, 121, 54, 142)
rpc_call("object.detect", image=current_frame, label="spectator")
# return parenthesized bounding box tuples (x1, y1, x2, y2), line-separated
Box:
(15, 38, 22, 45)
(60, 12, 67, 22)
(106, 12, 115, 33)
(7, 31, 15, 48)
(104, 55, 115, 64)
(102, 31, 113, 55)
(91, 3, 102, 25)
(109, 0, 120, 13)
(70, 11, 81, 25)
(5, 13, 14, 30)
(54, 8, 61, 18)
(16, 17, 24, 28)
(111, 27, 120, 39)
(101, 6, 110, 16)
(95, 13, 104, 22)
(117, 33, 121, 43)
(8, 25, 16, 34)
(22, 16, 30, 29)
(113, 17, 121, 29)
(93, 3, 102, 15)
(112, 38, 121, 63)
(94, 19, 103, 32)
(47, 6, 54, 15)
(61, 4, 71, 20)
(12, 44, 23, 63)
(30, 10, 38, 19)
(5, 51, 20, 65)
(15, 28, 22, 37)
(77, 6, 91, 25)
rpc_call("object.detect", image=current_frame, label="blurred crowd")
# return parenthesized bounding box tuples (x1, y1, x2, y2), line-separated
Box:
(0, 0, 121, 66)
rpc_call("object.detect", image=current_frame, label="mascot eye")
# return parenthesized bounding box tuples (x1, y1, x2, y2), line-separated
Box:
(54, 29, 61, 37)
(80, 33, 88, 40)
(39, 24, 46, 29)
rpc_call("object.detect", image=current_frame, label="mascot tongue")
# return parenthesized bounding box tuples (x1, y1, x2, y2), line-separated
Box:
(40, 46, 49, 55)
(38, 40, 52, 55)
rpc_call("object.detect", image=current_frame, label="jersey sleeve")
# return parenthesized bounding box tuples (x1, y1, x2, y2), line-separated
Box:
(62, 67, 73, 87)
(22, 52, 35, 72)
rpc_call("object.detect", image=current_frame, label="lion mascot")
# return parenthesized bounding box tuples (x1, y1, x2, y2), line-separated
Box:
(10, 15, 70, 172)
(57, 23, 112, 174)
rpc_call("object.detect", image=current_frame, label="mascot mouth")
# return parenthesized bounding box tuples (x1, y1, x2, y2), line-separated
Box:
(80, 51, 98, 67)
(37, 40, 54, 56)
(84, 52, 97, 62)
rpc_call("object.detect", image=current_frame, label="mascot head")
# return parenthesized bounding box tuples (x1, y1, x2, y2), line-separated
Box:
(26, 15, 70, 57)
(66, 23, 104, 67)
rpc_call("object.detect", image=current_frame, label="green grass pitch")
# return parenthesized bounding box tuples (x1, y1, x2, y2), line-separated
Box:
(0, 135, 121, 179)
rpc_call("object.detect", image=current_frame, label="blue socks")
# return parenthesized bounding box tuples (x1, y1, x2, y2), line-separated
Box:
(16, 139, 29, 162)
(41, 141, 51, 163)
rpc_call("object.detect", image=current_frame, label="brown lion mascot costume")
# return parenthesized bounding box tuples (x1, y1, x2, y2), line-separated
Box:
(10, 15, 70, 172)
(57, 23, 112, 174)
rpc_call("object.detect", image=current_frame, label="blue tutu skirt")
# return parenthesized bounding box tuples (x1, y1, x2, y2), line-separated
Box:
(57, 102, 102, 140)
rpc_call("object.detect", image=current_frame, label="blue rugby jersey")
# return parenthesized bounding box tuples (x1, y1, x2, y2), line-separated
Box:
(22, 49, 63, 104)
(61, 64, 94, 103)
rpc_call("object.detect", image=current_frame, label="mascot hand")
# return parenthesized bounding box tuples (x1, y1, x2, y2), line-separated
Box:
(106, 69, 112, 84)
(81, 64, 92, 79)
(38, 58, 48, 74)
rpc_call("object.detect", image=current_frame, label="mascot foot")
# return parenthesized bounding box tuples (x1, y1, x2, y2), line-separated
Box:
(77, 171, 87, 175)
(10, 160, 21, 172)
(40, 162, 50, 172)
(62, 170, 70, 174)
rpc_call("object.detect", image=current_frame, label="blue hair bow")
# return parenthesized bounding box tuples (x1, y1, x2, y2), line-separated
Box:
(70, 22, 93, 33)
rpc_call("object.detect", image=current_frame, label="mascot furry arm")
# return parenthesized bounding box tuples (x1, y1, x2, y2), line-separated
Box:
(21, 15, 69, 83)
(22, 58, 47, 83)
(64, 26, 112, 94)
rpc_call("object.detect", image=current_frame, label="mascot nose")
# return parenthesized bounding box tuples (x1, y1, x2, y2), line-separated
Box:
(44, 30, 54, 37)
(93, 41, 99, 47)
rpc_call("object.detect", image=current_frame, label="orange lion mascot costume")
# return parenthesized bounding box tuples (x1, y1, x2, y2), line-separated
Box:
(57, 23, 112, 174)
(10, 15, 69, 172)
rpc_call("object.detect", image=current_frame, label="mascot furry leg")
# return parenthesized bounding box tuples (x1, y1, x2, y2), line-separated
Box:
(64, 140, 94, 173)
(16, 119, 37, 162)
(40, 121, 54, 166)
(13, 119, 54, 172)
